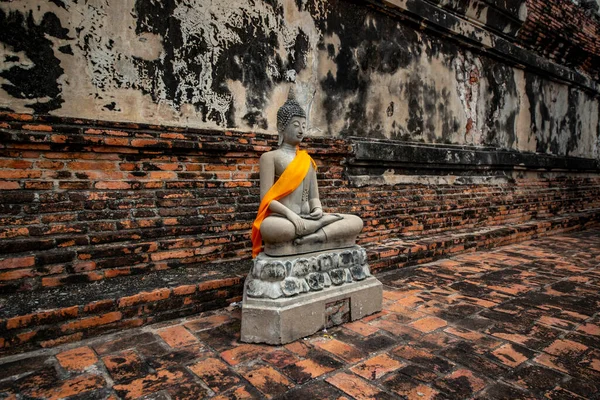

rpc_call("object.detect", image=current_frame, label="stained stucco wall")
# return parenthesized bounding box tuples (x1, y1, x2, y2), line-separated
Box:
(1, 0, 599, 158)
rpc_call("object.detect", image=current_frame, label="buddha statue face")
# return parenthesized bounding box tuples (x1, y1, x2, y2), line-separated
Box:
(281, 116, 306, 147)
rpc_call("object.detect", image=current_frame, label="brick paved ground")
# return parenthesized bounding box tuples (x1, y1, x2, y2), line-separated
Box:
(1, 229, 599, 399)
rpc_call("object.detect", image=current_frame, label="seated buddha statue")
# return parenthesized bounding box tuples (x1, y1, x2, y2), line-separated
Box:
(251, 88, 363, 257)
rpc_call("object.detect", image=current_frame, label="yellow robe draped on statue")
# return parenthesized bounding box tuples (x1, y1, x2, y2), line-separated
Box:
(251, 150, 316, 258)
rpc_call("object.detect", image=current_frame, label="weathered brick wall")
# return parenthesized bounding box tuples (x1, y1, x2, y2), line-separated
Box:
(519, 0, 600, 80)
(2, 112, 600, 295)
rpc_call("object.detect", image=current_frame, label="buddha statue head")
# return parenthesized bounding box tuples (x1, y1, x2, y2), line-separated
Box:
(276, 87, 306, 146)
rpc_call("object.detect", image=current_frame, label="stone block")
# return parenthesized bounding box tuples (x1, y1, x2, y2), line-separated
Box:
(241, 276, 382, 344)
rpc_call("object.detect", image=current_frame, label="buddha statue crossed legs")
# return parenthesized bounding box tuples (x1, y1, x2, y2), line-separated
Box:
(251, 89, 363, 257)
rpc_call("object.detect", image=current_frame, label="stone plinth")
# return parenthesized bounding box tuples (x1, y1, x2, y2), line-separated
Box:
(241, 245, 383, 344)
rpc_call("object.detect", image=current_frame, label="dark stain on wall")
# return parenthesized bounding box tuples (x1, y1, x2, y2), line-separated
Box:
(0, 9, 69, 113)
(566, 88, 582, 155)
(311, 0, 462, 140)
(312, 0, 422, 137)
(525, 72, 556, 154)
(439, 87, 460, 143)
(133, 0, 182, 110)
(58, 44, 73, 55)
(103, 102, 120, 112)
(480, 57, 518, 149)
(133, 0, 305, 130)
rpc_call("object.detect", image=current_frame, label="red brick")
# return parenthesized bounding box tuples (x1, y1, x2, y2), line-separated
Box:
(61, 312, 122, 332)
(0, 268, 36, 281)
(85, 128, 128, 136)
(22, 124, 52, 131)
(490, 344, 530, 367)
(0, 256, 35, 270)
(0, 169, 42, 179)
(184, 314, 232, 332)
(131, 139, 159, 147)
(27, 374, 106, 399)
(238, 364, 292, 398)
(103, 268, 131, 278)
(173, 284, 196, 296)
(0, 181, 20, 190)
(150, 249, 194, 261)
(5, 112, 33, 121)
(94, 181, 131, 190)
(326, 372, 384, 399)
(198, 277, 241, 292)
(105, 137, 129, 146)
(188, 358, 241, 393)
(0, 159, 33, 168)
(351, 354, 405, 380)
(118, 294, 143, 308)
(211, 386, 254, 400)
(148, 171, 176, 179)
(113, 368, 187, 399)
(157, 325, 199, 348)
(261, 350, 299, 369)
(56, 346, 98, 371)
(6, 314, 34, 330)
(84, 299, 116, 313)
(543, 339, 588, 356)
(313, 338, 363, 363)
(220, 343, 271, 366)
(36, 160, 64, 169)
(102, 350, 146, 382)
(410, 316, 448, 333)
(40, 332, 83, 348)
(577, 323, 600, 336)
(24, 181, 53, 190)
(7, 306, 78, 330)
(15, 330, 37, 344)
(67, 161, 116, 170)
(142, 288, 171, 302)
(344, 320, 380, 336)
(434, 369, 486, 397)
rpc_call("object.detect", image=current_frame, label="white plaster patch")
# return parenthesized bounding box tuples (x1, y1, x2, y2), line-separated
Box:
(570, 91, 599, 159)
(513, 68, 535, 152)
(454, 51, 482, 145)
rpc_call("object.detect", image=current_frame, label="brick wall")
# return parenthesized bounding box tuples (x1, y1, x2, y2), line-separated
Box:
(1, 112, 600, 295)
(519, 0, 600, 80)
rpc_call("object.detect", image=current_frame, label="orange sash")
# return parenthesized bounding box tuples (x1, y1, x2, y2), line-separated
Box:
(251, 150, 316, 258)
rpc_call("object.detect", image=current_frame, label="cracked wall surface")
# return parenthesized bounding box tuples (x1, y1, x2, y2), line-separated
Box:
(0, 0, 599, 158)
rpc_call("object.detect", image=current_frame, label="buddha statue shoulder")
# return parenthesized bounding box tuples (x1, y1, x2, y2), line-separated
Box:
(251, 88, 363, 257)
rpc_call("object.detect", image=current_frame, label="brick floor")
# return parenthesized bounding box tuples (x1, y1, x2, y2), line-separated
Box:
(1, 229, 599, 399)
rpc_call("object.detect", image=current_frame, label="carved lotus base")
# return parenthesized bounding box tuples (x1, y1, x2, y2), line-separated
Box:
(241, 245, 383, 344)
(244, 245, 372, 300)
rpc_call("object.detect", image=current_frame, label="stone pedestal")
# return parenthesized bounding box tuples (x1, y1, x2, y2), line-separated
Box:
(241, 245, 383, 344)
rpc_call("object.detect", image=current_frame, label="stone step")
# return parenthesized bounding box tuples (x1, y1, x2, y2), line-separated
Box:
(1, 210, 599, 355)
(365, 209, 600, 272)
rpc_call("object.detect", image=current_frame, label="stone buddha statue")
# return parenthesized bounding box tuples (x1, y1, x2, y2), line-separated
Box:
(251, 88, 363, 257)
(242, 87, 382, 344)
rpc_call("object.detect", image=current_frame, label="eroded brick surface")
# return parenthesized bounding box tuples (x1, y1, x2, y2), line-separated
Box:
(55, 346, 98, 371)
(0, 230, 599, 399)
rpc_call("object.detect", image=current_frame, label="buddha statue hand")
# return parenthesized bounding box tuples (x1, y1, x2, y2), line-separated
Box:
(288, 213, 311, 237)
(304, 207, 323, 220)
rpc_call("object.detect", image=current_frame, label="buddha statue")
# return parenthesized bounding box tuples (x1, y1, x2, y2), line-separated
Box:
(242, 87, 382, 345)
(251, 88, 363, 257)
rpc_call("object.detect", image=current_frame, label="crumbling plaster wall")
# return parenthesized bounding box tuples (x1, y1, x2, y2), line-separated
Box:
(1, 0, 599, 158)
